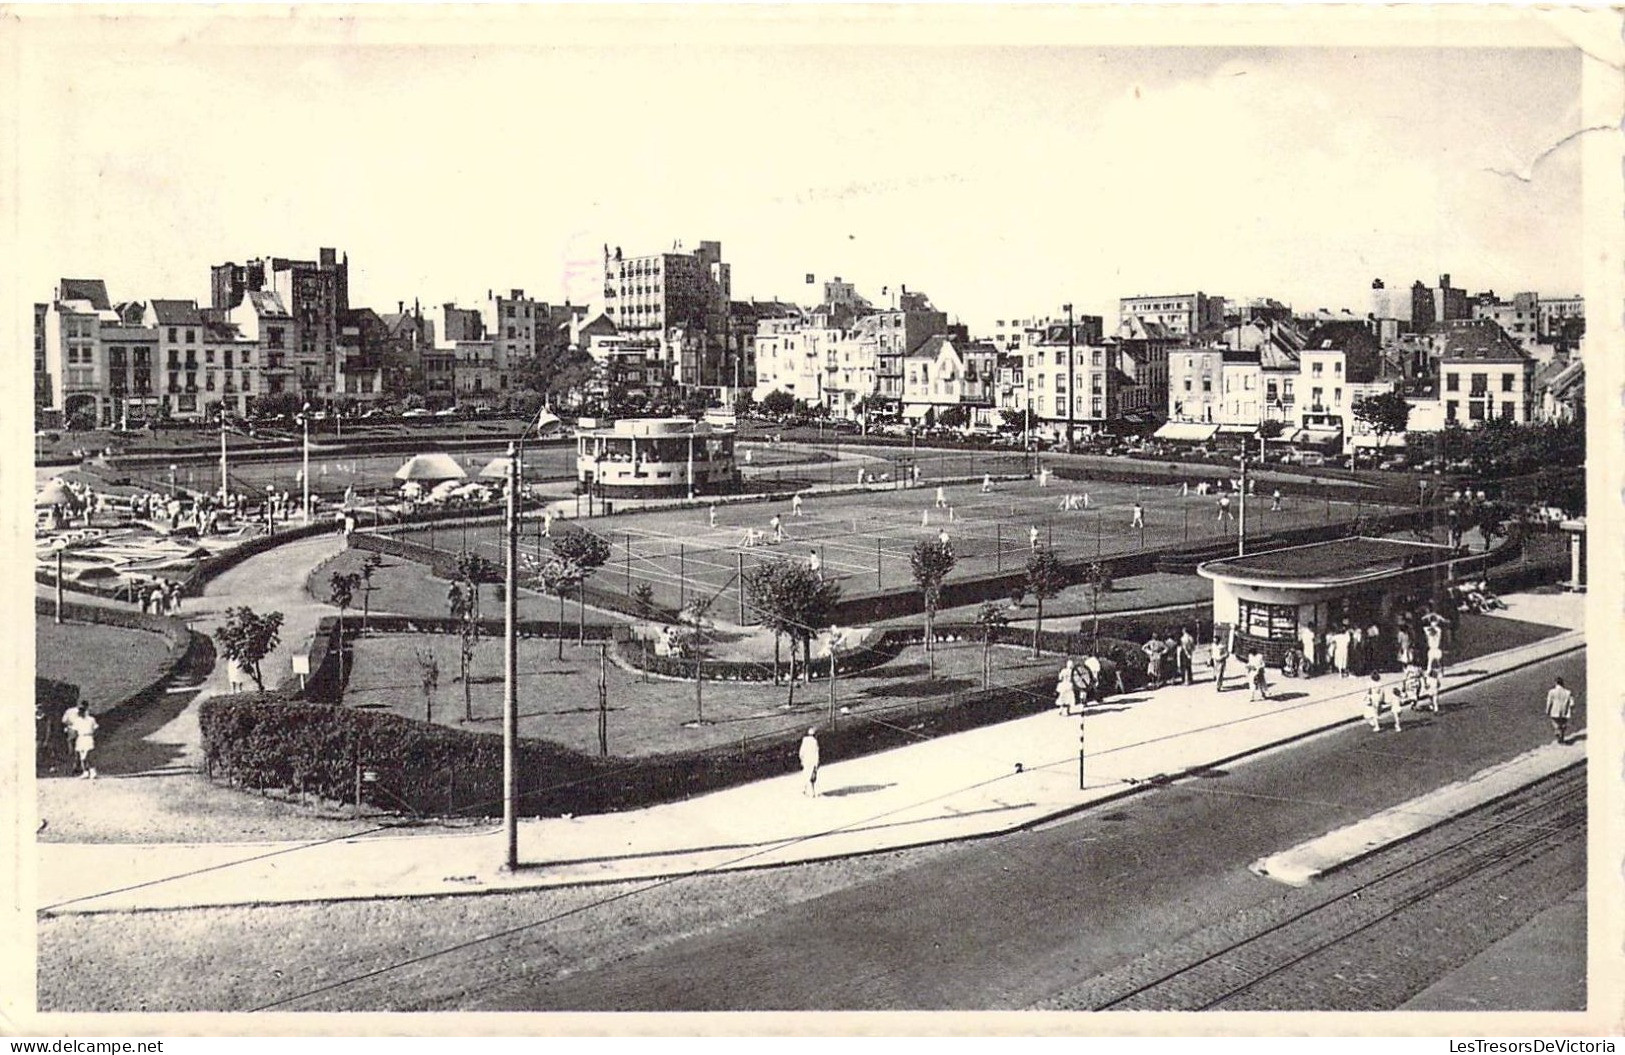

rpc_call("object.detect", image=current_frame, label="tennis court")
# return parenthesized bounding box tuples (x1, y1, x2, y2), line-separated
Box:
(386, 473, 1390, 626)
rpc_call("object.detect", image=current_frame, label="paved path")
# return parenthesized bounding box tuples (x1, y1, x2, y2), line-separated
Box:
(39, 610, 1583, 914)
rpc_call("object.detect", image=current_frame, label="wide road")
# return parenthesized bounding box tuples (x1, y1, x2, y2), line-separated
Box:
(463, 649, 1585, 1011)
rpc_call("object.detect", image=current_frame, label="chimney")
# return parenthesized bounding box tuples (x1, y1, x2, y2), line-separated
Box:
(398, 301, 404, 315)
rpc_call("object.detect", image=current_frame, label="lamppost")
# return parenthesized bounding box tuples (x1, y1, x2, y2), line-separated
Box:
(218, 407, 229, 501)
(300, 402, 312, 523)
(53, 538, 66, 624)
(168, 463, 178, 496)
(825, 625, 847, 725)
(502, 440, 520, 872)
(1063, 303, 1076, 455)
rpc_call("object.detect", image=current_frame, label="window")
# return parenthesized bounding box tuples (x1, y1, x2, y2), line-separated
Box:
(1469, 401, 1486, 422)
(1237, 599, 1298, 641)
(1501, 401, 1515, 420)
(1445, 373, 1459, 392)
(206, 349, 215, 364)
(1471, 373, 1488, 396)
(186, 329, 196, 344)
(1266, 381, 1278, 402)
(1501, 373, 1514, 393)
(1334, 388, 1342, 406)
(1334, 361, 1342, 375)
(1201, 378, 1211, 393)
(168, 328, 177, 342)
(1312, 362, 1323, 376)
(1184, 379, 1192, 392)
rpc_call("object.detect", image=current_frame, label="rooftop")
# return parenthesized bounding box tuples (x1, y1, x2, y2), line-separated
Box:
(1198, 537, 1452, 588)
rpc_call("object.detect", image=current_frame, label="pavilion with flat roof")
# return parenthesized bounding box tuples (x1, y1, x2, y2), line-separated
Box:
(1197, 537, 1455, 664)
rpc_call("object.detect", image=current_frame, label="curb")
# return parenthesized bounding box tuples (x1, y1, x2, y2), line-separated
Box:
(40, 631, 1585, 913)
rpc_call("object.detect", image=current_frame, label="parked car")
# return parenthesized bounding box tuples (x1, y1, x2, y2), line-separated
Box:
(401, 407, 432, 418)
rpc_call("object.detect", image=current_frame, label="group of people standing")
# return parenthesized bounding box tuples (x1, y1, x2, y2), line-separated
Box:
(136, 578, 185, 616)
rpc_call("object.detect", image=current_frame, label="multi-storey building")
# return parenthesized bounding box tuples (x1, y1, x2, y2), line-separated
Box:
(1471, 291, 1541, 355)
(602, 240, 732, 390)
(34, 302, 50, 411)
(336, 308, 392, 403)
(1439, 325, 1536, 426)
(212, 248, 348, 400)
(227, 291, 294, 397)
(143, 300, 207, 419)
(43, 279, 116, 427)
(899, 336, 999, 426)
(1118, 292, 1224, 338)
(1295, 322, 1395, 449)
(200, 315, 259, 418)
(858, 292, 948, 405)
(1537, 295, 1584, 341)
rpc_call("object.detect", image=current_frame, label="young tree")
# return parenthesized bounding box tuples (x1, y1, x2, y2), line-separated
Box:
(551, 527, 612, 643)
(1353, 390, 1412, 441)
(671, 597, 717, 723)
(1079, 561, 1113, 647)
(445, 580, 480, 721)
(974, 601, 1010, 689)
(539, 557, 583, 661)
(359, 550, 384, 633)
(909, 538, 958, 678)
(414, 646, 440, 723)
(328, 570, 362, 684)
(213, 607, 285, 692)
(1024, 546, 1066, 656)
(454, 552, 500, 620)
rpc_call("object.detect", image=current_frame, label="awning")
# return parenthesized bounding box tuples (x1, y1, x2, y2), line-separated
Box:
(901, 404, 933, 420)
(1152, 422, 1219, 442)
(394, 452, 468, 482)
(1275, 426, 1302, 443)
(1297, 427, 1343, 447)
(1216, 424, 1258, 435)
(1350, 433, 1406, 449)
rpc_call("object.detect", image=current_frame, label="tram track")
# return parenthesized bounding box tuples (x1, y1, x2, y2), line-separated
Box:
(1042, 765, 1586, 1012)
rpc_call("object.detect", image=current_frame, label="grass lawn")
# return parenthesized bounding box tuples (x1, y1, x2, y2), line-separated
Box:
(343, 632, 1057, 758)
(35, 621, 173, 713)
(307, 546, 631, 625)
(38, 837, 964, 1012)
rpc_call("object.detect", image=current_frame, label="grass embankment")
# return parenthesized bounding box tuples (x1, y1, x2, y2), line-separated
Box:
(36, 621, 173, 713)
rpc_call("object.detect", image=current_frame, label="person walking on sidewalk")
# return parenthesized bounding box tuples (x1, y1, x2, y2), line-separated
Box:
(1055, 660, 1080, 716)
(63, 701, 98, 778)
(1545, 678, 1575, 744)
(1331, 624, 1351, 678)
(799, 728, 821, 796)
(1246, 649, 1268, 702)
(1131, 502, 1145, 530)
(1211, 630, 1230, 691)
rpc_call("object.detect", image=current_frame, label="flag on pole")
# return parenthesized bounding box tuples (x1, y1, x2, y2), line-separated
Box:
(805, 273, 815, 284)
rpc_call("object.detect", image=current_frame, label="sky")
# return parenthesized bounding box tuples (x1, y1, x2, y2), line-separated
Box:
(8, 13, 1587, 339)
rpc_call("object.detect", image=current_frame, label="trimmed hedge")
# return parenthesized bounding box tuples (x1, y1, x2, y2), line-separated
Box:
(200, 631, 1154, 817)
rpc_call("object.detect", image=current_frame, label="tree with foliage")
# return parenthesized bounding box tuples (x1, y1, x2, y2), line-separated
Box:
(253, 391, 304, 422)
(414, 646, 440, 723)
(1079, 560, 1113, 647)
(1257, 419, 1286, 441)
(454, 552, 500, 620)
(1353, 389, 1412, 441)
(539, 557, 582, 661)
(732, 391, 756, 418)
(551, 527, 613, 643)
(974, 601, 1009, 689)
(937, 404, 970, 430)
(1024, 546, 1066, 656)
(760, 389, 796, 420)
(213, 607, 284, 692)
(445, 580, 479, 721)
(742, 558, 842, 707)
(328, 570, 362, 684)
(909, 538, 958, 678)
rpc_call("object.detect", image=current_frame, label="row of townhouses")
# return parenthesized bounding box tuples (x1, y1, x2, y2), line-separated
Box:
(35, 239, 1586, 444)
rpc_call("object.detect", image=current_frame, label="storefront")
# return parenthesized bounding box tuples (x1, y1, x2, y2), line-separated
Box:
(1198, 537, 1455, 665)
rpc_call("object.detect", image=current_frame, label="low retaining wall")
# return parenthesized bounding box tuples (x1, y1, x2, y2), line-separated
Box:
(32, 597, 197, 734)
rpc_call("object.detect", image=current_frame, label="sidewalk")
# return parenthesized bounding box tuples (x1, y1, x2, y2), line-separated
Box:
(38, 615, 1583, 915)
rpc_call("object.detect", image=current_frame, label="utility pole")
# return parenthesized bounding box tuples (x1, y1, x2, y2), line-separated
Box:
(502, 441, 520, 871)
(301, 403, 311, 524)
(1238, 454, 1248, 557)
(1064, 303, 1076, 455)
